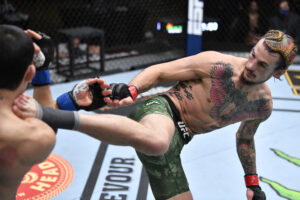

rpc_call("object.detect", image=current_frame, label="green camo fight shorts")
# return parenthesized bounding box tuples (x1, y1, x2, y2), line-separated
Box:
(128, 96, 189, 200)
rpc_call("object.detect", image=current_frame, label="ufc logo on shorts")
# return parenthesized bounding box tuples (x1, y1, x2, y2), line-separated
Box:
(178, 121, 190, 139)
(187, 0, 204, 36)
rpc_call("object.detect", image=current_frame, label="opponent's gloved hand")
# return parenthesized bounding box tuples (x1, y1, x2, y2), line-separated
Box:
(245, 174, 266, 200)
(109, 83, 138, 101)
(31, 31, 55, 86)
(56, 80, 106, 111)
(32, 31, 54, 70)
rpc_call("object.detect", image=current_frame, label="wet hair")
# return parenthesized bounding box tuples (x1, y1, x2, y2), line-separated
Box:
(262, 30, 298, 72)
(0, 25, 34, 90)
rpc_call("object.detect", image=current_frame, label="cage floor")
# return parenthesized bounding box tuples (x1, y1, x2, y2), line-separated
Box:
(19, 66, 300, 200)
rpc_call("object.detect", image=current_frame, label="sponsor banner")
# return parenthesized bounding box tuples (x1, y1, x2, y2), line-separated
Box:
(90, 145, 143, 200)
(16, 154, 73, 200)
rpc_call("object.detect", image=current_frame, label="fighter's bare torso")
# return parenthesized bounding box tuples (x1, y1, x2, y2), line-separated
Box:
(166, 54, 273, 136)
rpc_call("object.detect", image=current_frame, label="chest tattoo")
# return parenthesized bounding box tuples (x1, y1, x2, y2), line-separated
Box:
(210, 62, 269, 123)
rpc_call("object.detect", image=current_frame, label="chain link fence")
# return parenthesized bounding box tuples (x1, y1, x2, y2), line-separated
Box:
(0, 0, 187, 82)
(1, 0, 299, 82)
(202, 0, 300, 61)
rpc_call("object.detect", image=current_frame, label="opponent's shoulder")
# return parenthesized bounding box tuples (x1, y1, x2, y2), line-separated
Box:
(1, 117, 56, 165)
(6, 116, 55, 138)
(20, 118, 56, 164)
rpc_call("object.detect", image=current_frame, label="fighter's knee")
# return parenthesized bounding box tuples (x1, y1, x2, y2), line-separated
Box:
(145, 138, 169, 156)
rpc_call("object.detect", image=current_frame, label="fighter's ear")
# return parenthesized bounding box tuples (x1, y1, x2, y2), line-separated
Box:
(273, 69, 285, 79)
(24, 64, 36, 82)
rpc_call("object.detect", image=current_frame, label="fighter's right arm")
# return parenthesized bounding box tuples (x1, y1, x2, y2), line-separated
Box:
(129, 51, 220, 93)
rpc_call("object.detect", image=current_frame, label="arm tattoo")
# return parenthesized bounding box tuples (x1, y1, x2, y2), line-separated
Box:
(236, 120, 261, 174)
(137, 86, 152, 94)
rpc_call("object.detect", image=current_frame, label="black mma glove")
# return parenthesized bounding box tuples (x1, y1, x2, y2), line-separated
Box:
(245, 174, 266, 200)
(109, 83, 138, 100)
(56, 80, 106, 111)
(32, 31, 55, 70)
(31, 31, 55, 86)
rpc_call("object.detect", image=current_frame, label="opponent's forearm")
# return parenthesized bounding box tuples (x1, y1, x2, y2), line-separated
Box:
(54, 101, 60, 109)
(32, 31, 55, 107)
(33, 85, 55, 108)
(236, 137, 257, 174)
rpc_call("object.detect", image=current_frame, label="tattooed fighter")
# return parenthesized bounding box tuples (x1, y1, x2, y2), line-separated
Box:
(13, 30, 297, 200)
(105, 30, 297, 200)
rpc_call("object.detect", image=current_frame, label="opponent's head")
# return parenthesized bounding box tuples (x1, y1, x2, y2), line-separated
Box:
(0, 25, 35, 90)
(243, 30, 297, 84)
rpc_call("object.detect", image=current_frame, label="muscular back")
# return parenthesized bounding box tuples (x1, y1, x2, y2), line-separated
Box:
(165, 53, 272, 135)
(0, 113, 55, 200)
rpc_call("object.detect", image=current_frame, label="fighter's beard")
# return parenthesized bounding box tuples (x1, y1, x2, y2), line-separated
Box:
(241, 70, 270, 85)
(241, 74, 258, 85)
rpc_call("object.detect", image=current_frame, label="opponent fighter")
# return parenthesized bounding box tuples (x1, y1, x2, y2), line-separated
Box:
(0, 24, 56, 200)
(13, 30, 297, 200)
(0, 24, 109, 200)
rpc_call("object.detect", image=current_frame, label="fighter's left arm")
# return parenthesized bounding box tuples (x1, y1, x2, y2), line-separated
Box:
(236, 116, 270, 200)
(236, 119, 262, 175)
